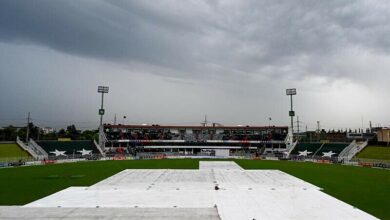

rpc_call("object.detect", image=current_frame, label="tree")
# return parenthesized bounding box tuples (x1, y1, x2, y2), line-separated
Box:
(15, 123, 40, 141)
(81, 129, 98, 140)
(0, 129, 4, 141)
(27, 122, 39, 140)
(66, 124, 80, 140)
(40, 130, 58, 140)
(3, 125, 18, 141)
(17, 127, 27, 140)
(58, 129, 66, 138)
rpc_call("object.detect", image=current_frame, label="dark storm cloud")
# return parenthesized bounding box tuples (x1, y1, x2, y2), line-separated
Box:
(0, 1, 196, 72)
(1, 0, 390, 82)
(1, 0, 390, 129)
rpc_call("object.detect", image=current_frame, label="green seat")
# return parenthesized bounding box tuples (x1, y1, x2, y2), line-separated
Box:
(291, 143, 323, 155)
(37, 140, 98, 155)
(316, 143, 349, 156)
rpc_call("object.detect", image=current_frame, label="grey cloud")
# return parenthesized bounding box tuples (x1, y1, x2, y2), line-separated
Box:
(1, 0, 390, 129)
(2, 0, 390, 82)
(0, 1, 196, 73)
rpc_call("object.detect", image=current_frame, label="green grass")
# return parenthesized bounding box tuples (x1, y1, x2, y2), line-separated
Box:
(356, 146, 390, 161)
(0, 159, 389, 219)
(0, 144, 32, 162)
(0, 159, 198, 205)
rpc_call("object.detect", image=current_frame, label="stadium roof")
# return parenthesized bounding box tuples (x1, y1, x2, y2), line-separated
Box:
(105, 124, 288, 129)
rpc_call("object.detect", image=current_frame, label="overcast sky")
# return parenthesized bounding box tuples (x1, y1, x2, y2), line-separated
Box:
(1, 0, 390, 131)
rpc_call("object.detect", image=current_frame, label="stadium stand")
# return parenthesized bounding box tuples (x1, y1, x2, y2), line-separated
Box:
(103, 125, 289, 157)
(338, 141, 369, 161)
(0, 143, 32, 162)
(26, 138, 48, 160)
(104, 125, 288, 142)
(16, 137, 41, 160)
(290, 142, 350, 158)
(290, 143, 323, 155)
(36, 140, 100, 157)
(315, 143, 350, 156)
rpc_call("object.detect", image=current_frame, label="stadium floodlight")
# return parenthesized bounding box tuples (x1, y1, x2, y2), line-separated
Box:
(98, 86, 109, 150)
(98, 86, 109, 93)
(286, 88, 297, 141)
(286, 88, 296, 96)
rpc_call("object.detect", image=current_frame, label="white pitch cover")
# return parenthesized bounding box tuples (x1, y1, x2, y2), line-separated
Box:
(24, 161, 378, 220)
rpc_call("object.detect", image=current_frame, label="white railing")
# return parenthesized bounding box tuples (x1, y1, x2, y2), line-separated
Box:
(29, 139, 48, 159)
(284, 133, 292, 148)
(286, 140, 298, 157)
(338, 140, 356, 161)
(16, 137, 40, 159)
(102, 131, 108, 142)
(339, 140, 368, 161)
(312, 143, 325, 158)
(94, 139, 105, 156)
(353, 140, 368, 157)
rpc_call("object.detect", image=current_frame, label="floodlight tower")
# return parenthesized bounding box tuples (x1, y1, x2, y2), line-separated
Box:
(286, 88, 297, 142)
(98, 86, 109, 150)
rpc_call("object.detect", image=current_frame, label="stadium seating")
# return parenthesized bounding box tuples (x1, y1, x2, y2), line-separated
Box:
(290, 143, 323, 155)
(315, 143, 349, 156)
(0, 143, 32, 162)
(36, 140, 99, 156)
(106, 132, 286, 142)
(291, 142, 350, 157)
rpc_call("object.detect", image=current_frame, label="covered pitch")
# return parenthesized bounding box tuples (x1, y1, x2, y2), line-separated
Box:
(9, 161, 376, 220)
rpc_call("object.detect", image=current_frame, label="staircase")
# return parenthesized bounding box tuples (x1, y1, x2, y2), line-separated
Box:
(28, 139, 48, 160)
(286, 141, 298, 157)
(258, 145, 266, 155)
(16, 137, 40, 160)
(312, 143, 325, 158)
(94, 139, 104, 156)
(338, 140, 368, 161)
(338, 140, 356, 161)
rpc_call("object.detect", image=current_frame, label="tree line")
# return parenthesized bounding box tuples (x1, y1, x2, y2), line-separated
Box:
(0, 123, 98, 142)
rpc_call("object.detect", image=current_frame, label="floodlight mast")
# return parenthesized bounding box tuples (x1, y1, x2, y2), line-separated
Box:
(286, 88, 297, 144)
(98, 86, 109, 151)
